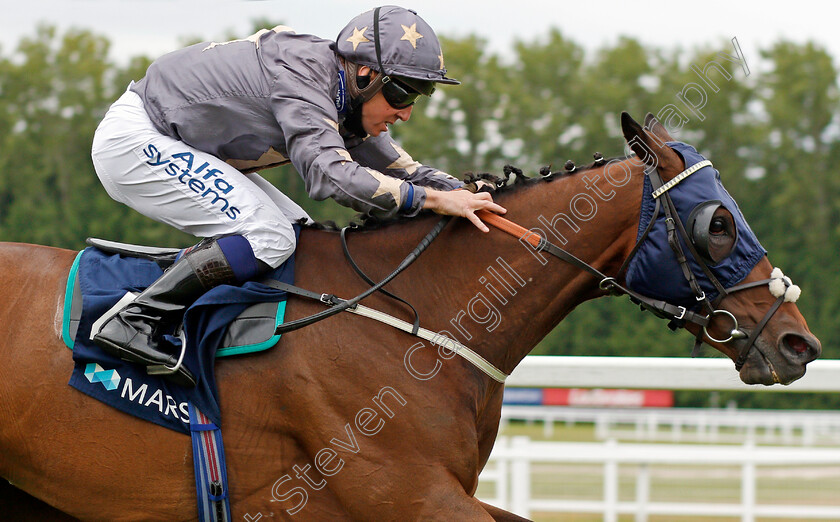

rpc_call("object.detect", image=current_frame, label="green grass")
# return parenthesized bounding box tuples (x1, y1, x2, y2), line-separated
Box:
(498, 420, 599, 442)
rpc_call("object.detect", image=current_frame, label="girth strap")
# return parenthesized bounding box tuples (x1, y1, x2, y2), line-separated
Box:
(189, 403, 231, 522)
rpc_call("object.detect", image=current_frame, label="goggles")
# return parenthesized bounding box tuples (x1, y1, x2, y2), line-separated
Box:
(381, 77, 430, 109)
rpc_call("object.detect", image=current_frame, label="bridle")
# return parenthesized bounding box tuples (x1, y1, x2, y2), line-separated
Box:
(478, 158, 799, 372)
(633, 161, 800, 370)
(268, 154, 798, 380)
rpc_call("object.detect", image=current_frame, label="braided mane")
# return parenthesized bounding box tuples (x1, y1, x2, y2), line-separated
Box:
(302, 155, 627, 232)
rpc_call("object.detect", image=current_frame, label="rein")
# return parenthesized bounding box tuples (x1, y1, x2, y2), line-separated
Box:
(267, 216, 511, 383)
(273, 216, 451, 335)
(476, 209, 710, 331)
(478, 159, 798, 373)
(266, 159, 797, 382)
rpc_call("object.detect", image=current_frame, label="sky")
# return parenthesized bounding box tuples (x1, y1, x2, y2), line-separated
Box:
(1, 0, 838, 71)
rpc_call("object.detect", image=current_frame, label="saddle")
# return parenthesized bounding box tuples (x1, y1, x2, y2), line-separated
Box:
(66, 219, 500, 433)
(64, 235, 297, 435)
(66, 238, 288, 360)
(63, 238, 299, 522)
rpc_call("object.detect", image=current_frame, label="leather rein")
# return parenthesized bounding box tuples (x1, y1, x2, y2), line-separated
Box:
(267, 162, 795, 381)
(475, 162, 795, 373)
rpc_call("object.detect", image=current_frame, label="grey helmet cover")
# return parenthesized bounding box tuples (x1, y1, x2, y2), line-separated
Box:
(336, 5, 460, 86)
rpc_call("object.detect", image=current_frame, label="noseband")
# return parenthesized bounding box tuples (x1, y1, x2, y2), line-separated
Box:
(479, 159, 800, 373)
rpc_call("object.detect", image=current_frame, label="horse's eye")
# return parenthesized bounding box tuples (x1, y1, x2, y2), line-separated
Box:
(710, 217, 727, 235)
(688, 202, 738, 265)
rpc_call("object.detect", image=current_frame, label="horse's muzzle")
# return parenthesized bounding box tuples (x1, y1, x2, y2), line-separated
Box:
(738, 331, 820, 385)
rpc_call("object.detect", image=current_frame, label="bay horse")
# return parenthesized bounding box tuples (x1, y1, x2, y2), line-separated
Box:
(0, 113, 821, 521)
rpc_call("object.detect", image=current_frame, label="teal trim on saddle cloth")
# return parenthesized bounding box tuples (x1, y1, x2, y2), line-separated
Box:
(62, 250, 85, 349)
(216, 300, 286, 357)
(61, 251, 287, 357)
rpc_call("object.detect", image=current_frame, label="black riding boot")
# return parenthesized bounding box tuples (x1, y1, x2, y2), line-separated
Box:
(92, 239, 238, 387)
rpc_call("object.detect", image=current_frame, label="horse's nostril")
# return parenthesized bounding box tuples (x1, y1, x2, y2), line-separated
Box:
(781, 333, 821, 364)
(785, 334, 810, 354)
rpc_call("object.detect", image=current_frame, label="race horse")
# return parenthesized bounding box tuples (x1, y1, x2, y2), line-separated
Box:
(0, 114, 821, 521)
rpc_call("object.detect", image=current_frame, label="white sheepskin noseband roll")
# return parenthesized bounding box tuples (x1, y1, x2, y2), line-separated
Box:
(768, 268, 801, 303)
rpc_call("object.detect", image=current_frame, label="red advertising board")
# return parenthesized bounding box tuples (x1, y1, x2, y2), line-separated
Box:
(542, 388, 673, 408)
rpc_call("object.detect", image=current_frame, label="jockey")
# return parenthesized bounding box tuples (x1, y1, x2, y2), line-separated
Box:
(89, 5, 506, 386)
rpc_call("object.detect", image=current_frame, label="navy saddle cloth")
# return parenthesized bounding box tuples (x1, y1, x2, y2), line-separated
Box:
(64, 237, 297, 434)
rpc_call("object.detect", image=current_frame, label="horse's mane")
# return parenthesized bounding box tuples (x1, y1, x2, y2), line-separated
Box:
(301, 154, 628, 233)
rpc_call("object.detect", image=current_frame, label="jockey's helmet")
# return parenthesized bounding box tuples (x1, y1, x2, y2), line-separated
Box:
(336, 5, 459, 107)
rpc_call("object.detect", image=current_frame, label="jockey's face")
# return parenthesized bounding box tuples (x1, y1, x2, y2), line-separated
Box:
(357, 67, 414, 137)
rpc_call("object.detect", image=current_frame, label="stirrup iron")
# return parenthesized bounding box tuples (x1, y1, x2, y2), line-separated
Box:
(147, 329, 188, 377)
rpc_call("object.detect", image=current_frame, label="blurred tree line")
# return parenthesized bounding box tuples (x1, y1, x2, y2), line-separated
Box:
(0, 23, 836, 409)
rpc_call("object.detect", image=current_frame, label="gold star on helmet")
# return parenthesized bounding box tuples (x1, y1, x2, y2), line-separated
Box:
(400, 23, 423, 49)
(346, 26, 370, 52)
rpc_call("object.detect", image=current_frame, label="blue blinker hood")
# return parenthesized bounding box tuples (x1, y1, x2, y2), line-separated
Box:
(625, 142, 767, 308)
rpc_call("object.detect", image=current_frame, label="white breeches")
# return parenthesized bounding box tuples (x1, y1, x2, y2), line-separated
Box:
(91, 88, 311, 268)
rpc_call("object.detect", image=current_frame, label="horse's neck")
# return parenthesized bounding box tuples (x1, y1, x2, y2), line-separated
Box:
(293, 160, 643, 380)
(405, 161, 645, 376)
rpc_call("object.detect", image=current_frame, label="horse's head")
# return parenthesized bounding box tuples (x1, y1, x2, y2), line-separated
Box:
(620, 112, 821, 385)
